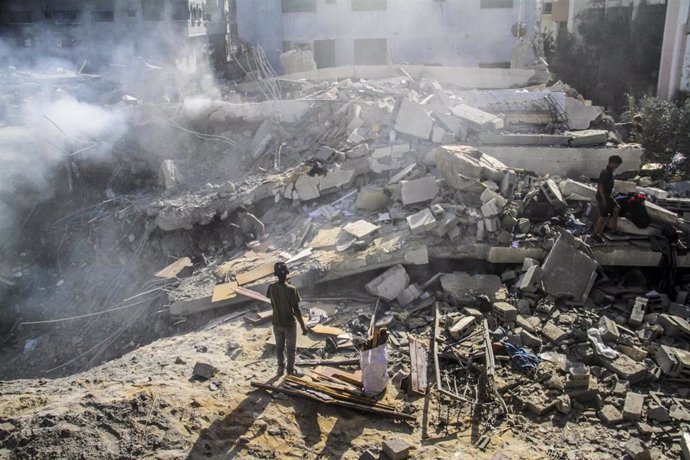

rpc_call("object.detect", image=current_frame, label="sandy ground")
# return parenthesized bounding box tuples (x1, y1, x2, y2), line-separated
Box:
(0, 309, 637, 460)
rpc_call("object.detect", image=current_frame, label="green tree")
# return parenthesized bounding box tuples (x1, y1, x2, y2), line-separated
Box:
(547, 0, 666, 114)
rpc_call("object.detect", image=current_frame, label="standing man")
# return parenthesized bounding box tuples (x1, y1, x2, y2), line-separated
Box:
(592, 155, 623, 242)
(266, 262, 309, 377)
(233, 205, 265, 248)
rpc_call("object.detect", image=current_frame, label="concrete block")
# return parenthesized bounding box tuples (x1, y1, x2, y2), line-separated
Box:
(559, 179, 596, 200)
(648, 404, 670, 422)
(540, 178, 567, 211)
(295, 174, 321, 201)
(397, 283, 423, 307)
(623, 392, 645, 422)
(401, 176, 439, 206)
(395, 98, 433, 140)
(365, 264, 410, 301)
(599, 316, 620, 342)
(356, 187, 390, 211)
(541, 237, 598, 302)
(449, 315, 476, 340)
(476, 219, 485, 241)
(450, 103, 504, 130)
(493, 302, 518, 323)
(319, 166, 356, 192)
(517, 218, 530, 233)
(516, 315, 541, 334)
(624, 438, 651, 460)
(516, 265, 542, 293)
(481, 198, 501, 217)
(484, 217, 500, 233)
(382, 438, 411, 460)
(520, 330, 543, 350)
(389, 164, 417, 184)
(522, 258, 540, 271)
(480, 188, 508, 207)
(406, 208, 438, 235)
(433, 212, 460, 237)
(618, 344, 648, 362)
(600, 404, 623, 425)
(542, 322, 568, 343)
(655, 344, 690, 377)
(630, 297, 647, 327)
(193, 362, 218, 380)
(440, 272, 502, 304)
(601, 353, 648, 384)
(343, 220, 380, 239)
(431, 126, 448, 143)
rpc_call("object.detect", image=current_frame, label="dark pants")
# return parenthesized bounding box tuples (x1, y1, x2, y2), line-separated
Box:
(274, 324, 297, 371)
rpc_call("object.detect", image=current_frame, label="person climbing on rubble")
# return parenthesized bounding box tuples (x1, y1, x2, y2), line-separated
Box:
(232, 205, 265, 247)
(266, 262, 309, 377)
(591, 155, 623, 243)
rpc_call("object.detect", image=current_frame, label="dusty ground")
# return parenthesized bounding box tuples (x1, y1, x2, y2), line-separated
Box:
(0, 301, 652, 460)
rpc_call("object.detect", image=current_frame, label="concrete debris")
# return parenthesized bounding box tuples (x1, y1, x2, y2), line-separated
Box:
(395, 98, 433, 140)
(365, 264, 410, 301)
(406, 208, 437, 235)
(541, 236, 598, 302)
(400, 176, 439, 206)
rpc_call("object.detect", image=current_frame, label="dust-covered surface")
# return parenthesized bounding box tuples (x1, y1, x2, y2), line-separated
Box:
(0, 313, 649, 460)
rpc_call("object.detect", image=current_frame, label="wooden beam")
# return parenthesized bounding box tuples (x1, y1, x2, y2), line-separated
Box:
(251, 381, 415, 421)
(409, 336, 428, 395)
(155, 257, 192, 278)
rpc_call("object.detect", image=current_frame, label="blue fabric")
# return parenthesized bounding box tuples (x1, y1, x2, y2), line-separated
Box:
(502, 340, 541, 372)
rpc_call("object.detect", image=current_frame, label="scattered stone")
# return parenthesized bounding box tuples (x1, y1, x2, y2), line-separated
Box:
(382, 438, 411, 460)
(623, 392, 645, 422)
(625, 438, 651, 460)
(599, 404, 623, 425)
(192, 362, 218, 380)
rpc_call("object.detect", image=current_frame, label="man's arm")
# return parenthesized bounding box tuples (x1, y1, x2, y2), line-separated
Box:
(291, 289, 308, 334)
(597, 182, 606, 202)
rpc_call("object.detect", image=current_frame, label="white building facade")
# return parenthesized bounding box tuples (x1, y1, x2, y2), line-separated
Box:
(237, 0, 538, 73)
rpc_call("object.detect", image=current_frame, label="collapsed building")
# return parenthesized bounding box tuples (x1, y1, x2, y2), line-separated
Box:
(3, 54, 690, 458)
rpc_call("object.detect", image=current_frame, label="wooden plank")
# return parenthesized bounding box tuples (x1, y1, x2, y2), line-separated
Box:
(409, 336, 428, 395)
(211, 281, 239, 302)
(244, 310, 273, 326)
(296, 358, 360, 367)
(236, 286, 271, 304)
(236, 262, 275, 285)
(309, 324, 346, 337)
(313, 366, 362, 387)
(250, 381, 415, 421)
(154, 257, 192, 278)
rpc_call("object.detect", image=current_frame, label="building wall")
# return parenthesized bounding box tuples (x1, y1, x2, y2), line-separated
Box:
(237, 0, 537, 73)
(657, 0, 690, 100)
(0, 0, 235, 75)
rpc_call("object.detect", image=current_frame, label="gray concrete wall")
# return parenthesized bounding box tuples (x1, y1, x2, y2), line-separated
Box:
(481, 146, 643, 179)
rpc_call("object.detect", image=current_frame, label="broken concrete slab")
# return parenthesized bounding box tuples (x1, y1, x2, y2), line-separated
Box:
(450, 104, 504, 131)
(564, 96, 604, 130)
(541, 236, 598, 302)
(601, 353, 648, 384)
(599, 404, 623, 425)
(394, 98, 433, 140)
(400, 176, 439, 206)
(540, 179, 567, 211)
(406, 208, 437, 235)
(343, 220, 380, 239)
(542, 322, 568, 343)
(568, 129, 609, 147)
(365, 264, 410, 301)
(382, 438, 411, 460)
(434, 145, 508, 186)
(656, 345, 690, 377)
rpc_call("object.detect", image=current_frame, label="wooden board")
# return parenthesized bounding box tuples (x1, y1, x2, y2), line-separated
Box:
(236, 262, 275, 285)
(313, 366, 362, 387)
(154, 257, 192, 278)
(236, 286, 271, 304)
(244, 310, 273, 326)
(409, 336, 428, 395)
(309, 324, 346, 337)
(212, 281, 239, 303)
